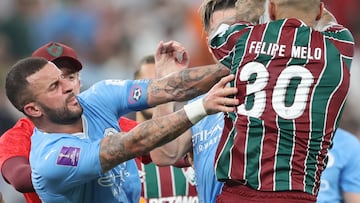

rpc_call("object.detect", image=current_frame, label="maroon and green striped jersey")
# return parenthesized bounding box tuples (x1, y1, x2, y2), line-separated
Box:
(136, 161, 198, 203)
(210, 18, 354, 196)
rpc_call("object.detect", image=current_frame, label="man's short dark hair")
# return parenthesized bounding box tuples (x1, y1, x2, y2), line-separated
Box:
(134, 55, 155, 79)
(6, 57, 48, 113)
(200, 0, 237, 32)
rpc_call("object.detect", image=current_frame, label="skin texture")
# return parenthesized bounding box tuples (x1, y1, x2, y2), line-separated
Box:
(1, 66, 81, 193)
(344, 193, 360, 203)
(150, 2, 349, 202)
(150, 6, 239, 166)
(15, 40, 238, 173)
(267, 0, 323, 28)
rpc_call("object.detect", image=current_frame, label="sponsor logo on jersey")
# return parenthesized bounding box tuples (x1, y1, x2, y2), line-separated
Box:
(56, 146, 80, 166)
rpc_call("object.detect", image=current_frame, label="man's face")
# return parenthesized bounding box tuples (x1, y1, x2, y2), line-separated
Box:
(60, 67, 81, 95)
(27, 62, 82, 124)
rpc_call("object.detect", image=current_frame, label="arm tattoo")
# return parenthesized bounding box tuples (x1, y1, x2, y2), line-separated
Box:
(148, 65, 228, 105)
(99, 110, 192, 172)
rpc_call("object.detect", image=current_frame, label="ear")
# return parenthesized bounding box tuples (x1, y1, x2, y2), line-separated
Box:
(269, 1, 276, 21)
(23, 102, 42, 118)
(205, 35, 213, 54)
(316, 2, 324, 21)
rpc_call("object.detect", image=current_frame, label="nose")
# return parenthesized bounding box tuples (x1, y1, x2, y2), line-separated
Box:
(60, 76, 75, 94)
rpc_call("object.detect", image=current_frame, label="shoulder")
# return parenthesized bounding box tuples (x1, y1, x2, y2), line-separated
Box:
(1, 117, 34, 139)
(0, 118, 34, 160)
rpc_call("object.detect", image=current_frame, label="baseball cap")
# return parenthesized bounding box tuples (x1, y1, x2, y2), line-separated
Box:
(32, 42, 82, 71)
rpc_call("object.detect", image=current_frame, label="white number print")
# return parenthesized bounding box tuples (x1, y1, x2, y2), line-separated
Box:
(237, 62, 314, 119)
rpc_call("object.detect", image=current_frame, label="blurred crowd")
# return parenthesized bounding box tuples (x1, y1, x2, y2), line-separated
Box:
(0, 0, 359, 202)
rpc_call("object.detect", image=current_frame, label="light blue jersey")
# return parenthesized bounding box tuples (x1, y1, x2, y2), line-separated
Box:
(191, 95, 224, 203)
(30, 79, 149, 203)
(317, 128, 360, 203)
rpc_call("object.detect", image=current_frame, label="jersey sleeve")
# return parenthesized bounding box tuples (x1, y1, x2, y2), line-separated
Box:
(30, 132, 103, 193)
(321, 24, 355, 66)
(79, 80, 150, 119)
(209, 22, 252, 69)
(0, 118, 34, 168)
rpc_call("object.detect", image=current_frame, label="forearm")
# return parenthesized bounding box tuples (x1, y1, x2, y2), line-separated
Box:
(147, 64, 229, 106)
(150, 100, 192, 166)
(2, 156, 35, 193)
(150, 129, 192, 166)
(100, 109, 193, 172)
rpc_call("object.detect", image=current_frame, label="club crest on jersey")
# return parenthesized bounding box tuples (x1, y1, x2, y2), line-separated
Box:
(56, 146, 80, 166)
(128, 85, 142, 104)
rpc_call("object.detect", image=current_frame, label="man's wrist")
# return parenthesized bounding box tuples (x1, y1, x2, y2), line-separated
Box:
(183, 99, 207, 124)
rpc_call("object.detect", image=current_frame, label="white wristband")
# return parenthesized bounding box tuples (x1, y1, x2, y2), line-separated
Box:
(183, 98, 207, 124)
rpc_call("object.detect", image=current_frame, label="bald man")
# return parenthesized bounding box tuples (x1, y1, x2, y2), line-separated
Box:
(209, 0, 355, 202)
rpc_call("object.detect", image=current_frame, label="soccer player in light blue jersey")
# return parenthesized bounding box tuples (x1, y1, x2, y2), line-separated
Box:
(317, 128, 360, 203)
(5, 41, 239, 203)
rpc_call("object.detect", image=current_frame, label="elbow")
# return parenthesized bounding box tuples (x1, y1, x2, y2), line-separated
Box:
(150, 151, 178, 166)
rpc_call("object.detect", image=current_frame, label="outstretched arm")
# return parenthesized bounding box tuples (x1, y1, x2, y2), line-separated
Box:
(146, 41, 229, 107)
(100, 74, 239, 172)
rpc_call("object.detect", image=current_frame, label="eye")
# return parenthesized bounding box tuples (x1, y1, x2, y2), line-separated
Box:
(49, 81, 59, 90)
(66, 73, 76, 81)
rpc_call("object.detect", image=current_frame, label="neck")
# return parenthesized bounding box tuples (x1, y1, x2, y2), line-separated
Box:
(276, 10, 316, 27)
(33, 118, 83, 134)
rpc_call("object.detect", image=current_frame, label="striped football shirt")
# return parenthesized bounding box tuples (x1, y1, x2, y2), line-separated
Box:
(210, 18, 354, 196)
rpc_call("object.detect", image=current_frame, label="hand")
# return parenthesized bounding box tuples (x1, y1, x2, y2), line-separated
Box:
(203, 74, 239, 115)
(155, 40, 190, 78)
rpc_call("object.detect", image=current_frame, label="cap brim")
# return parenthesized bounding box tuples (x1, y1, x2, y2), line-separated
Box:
(52, 56, 82, 71)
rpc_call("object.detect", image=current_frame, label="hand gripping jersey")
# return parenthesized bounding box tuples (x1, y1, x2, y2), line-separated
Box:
(30, 79, 149, 203)
(210, 19, 354, 196)
(317, 129, 360, 203)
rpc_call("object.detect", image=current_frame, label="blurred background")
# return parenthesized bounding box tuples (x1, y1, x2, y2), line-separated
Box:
(0, 0, 359, 202)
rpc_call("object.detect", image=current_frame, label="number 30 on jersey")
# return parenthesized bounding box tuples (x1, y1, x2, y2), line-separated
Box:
(237, 62, 314, 120)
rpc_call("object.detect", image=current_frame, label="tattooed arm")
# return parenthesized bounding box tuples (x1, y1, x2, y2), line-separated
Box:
(146, 41, 229, 107)
(100, 74, 239, 172)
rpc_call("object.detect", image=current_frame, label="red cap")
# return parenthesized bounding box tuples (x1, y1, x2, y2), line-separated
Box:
(32, 42, 82, 71)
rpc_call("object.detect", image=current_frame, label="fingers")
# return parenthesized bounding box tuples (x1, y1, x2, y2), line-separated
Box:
(214, 74, 235, 88)
(158, 40, 185, 55)
(203, 74, 240, 115)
